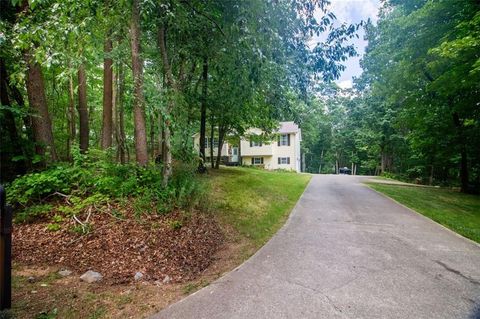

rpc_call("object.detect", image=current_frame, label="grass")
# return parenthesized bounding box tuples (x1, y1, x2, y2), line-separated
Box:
(367, 183, 480, 243)
(208, 166, 311, 249)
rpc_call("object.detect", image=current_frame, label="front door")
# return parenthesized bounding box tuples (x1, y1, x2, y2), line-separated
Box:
(231, 147, 239, 162)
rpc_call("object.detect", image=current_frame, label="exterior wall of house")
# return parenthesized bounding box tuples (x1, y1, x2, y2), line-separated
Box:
(241, 156, 274, 169)
(192, 123, 301, 171)
(272, 133, 297, 171)
(240, 129, 302, 172)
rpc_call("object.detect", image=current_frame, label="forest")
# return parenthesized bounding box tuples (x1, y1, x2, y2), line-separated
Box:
(1, 0, 479, 203)
(300, 0, 480, 194)
(1, 0, 357, 183)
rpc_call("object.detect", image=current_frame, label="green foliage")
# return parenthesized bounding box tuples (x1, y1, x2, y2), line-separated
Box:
(7, 150, 206, 221)
(14, 204, 53, 223)
(169, 220, 183, 230)
(46, 223, 61, 232)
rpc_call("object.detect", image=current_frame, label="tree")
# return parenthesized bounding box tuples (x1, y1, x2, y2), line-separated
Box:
(101, 36, 113, 149)
(130, 0, 148, 166)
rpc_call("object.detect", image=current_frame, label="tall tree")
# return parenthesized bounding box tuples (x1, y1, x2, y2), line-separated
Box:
(101, 36, 113, 149)
(130, 0, 148, 165)
(77, 63, 89, 153)
(25, 57, 58, 162)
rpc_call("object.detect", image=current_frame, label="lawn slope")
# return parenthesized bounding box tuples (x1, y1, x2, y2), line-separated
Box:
(209, 166, 311, 251)
(368, 183, 480, 244)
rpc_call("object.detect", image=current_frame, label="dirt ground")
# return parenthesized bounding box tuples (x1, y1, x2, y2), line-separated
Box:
(10, 205, 254, 319)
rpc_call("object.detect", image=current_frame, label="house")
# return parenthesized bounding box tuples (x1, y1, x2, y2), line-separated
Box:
(240, 122, 301, 172)
(192, 136, 239, 164)
(193, 121, 301, 172)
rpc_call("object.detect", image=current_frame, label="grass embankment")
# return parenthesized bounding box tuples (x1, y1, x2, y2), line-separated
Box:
(208, 167, 311, 253)
(368, 183, 480, 244)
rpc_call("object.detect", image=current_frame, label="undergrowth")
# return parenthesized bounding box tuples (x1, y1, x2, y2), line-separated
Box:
(7, 147, 208, 225)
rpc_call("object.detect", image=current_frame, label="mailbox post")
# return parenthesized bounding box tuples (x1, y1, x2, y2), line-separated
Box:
(0, 186, 12, 310)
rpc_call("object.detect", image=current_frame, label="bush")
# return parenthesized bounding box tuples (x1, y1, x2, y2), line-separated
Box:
(7, 148, 207, 221)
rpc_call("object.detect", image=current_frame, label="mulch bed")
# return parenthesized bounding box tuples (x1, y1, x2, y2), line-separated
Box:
(13, 207, 224, 284)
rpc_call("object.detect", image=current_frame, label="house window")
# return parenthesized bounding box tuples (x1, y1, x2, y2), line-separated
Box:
(278, 157, 290, 165)
(205, 137, 219, 148)
(251, 157, 264, 165)
(250, 140, 263, 147)
(279, 134, 290, 146)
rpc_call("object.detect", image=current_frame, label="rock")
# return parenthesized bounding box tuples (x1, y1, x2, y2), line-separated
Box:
(80, 270, 103, 283)
(58, 269, 72, 277)
(162, 275, 171, 284)
(27, 276, 35, 283)
(134, 272, 144, 281)
(154, 280, 162, 287)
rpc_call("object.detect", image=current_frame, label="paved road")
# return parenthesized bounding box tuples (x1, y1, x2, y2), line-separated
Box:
(152, 175, 480, 319)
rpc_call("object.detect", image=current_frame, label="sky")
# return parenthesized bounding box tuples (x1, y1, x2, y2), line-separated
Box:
(320, 0, 381, 89)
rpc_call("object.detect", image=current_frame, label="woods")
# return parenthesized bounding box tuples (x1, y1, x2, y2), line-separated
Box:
(300, 0, 480, 193)
(0, 0, 358, 184)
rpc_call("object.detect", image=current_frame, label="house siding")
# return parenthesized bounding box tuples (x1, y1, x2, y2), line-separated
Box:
(192, 122, 301, 172)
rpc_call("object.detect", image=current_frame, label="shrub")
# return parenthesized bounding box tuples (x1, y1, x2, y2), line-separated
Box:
(7, 148, 208, 222)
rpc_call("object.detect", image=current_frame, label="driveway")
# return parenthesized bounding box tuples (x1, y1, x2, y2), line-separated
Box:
(151, 175, 480, 319)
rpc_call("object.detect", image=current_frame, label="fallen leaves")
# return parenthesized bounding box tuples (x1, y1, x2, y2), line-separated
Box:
(13, 206, 224, 285)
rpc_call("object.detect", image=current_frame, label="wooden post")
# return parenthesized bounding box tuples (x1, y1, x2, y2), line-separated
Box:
(0, 185, 12, 310)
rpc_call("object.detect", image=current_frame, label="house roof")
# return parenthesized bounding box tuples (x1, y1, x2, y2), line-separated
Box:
(278, 121, 300, 134)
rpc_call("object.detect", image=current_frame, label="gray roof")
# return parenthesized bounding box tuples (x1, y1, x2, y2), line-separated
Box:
(278, 121, 299, 133)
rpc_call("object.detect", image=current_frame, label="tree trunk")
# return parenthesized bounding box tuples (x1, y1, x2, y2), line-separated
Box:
(158, 24, 175, 185)
(25, 58, 58, 161)
(162, 117, 172, 187)
(318, 149, 324, 174)
(149, 112, 155, 160)
(452, 112, 469, 193)
(335, 152, 339, 174)
(198, 56, 208, 172)
(210, 116, 215, 168)
(67, 74, 76, 159)
(77, 63, 89, 153)
(101, 37, 113, 149)
(116, 62, 127, 164)
(131, 0, 149, 165)
(215, 127, 225, 169)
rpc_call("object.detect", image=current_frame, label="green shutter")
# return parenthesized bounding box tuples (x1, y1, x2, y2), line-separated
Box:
(287, 134, 290, 146)
(251, 157, 254, 165)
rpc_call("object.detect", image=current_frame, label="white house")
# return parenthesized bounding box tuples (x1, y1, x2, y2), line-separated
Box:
(240, 122, 301, 172)
(193, 121, 302, 172)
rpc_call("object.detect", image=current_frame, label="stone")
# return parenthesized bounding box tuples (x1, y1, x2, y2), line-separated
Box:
(27, 276, 35, 283)
(134, 272, 144, 281)
(80, 270, 103, 283)
(58, 269, 72, 277)
(162, 275, 171, 284)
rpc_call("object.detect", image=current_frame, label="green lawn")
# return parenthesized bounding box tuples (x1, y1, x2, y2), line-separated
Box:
(367, 183, 480, 243)
(208, 167, 311, 249)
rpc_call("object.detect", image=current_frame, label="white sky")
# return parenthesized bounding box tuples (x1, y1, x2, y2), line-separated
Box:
(321, 0, 381, 89)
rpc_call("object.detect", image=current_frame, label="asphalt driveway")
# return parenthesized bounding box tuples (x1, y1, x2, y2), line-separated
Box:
(151, 175, 480, 319)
